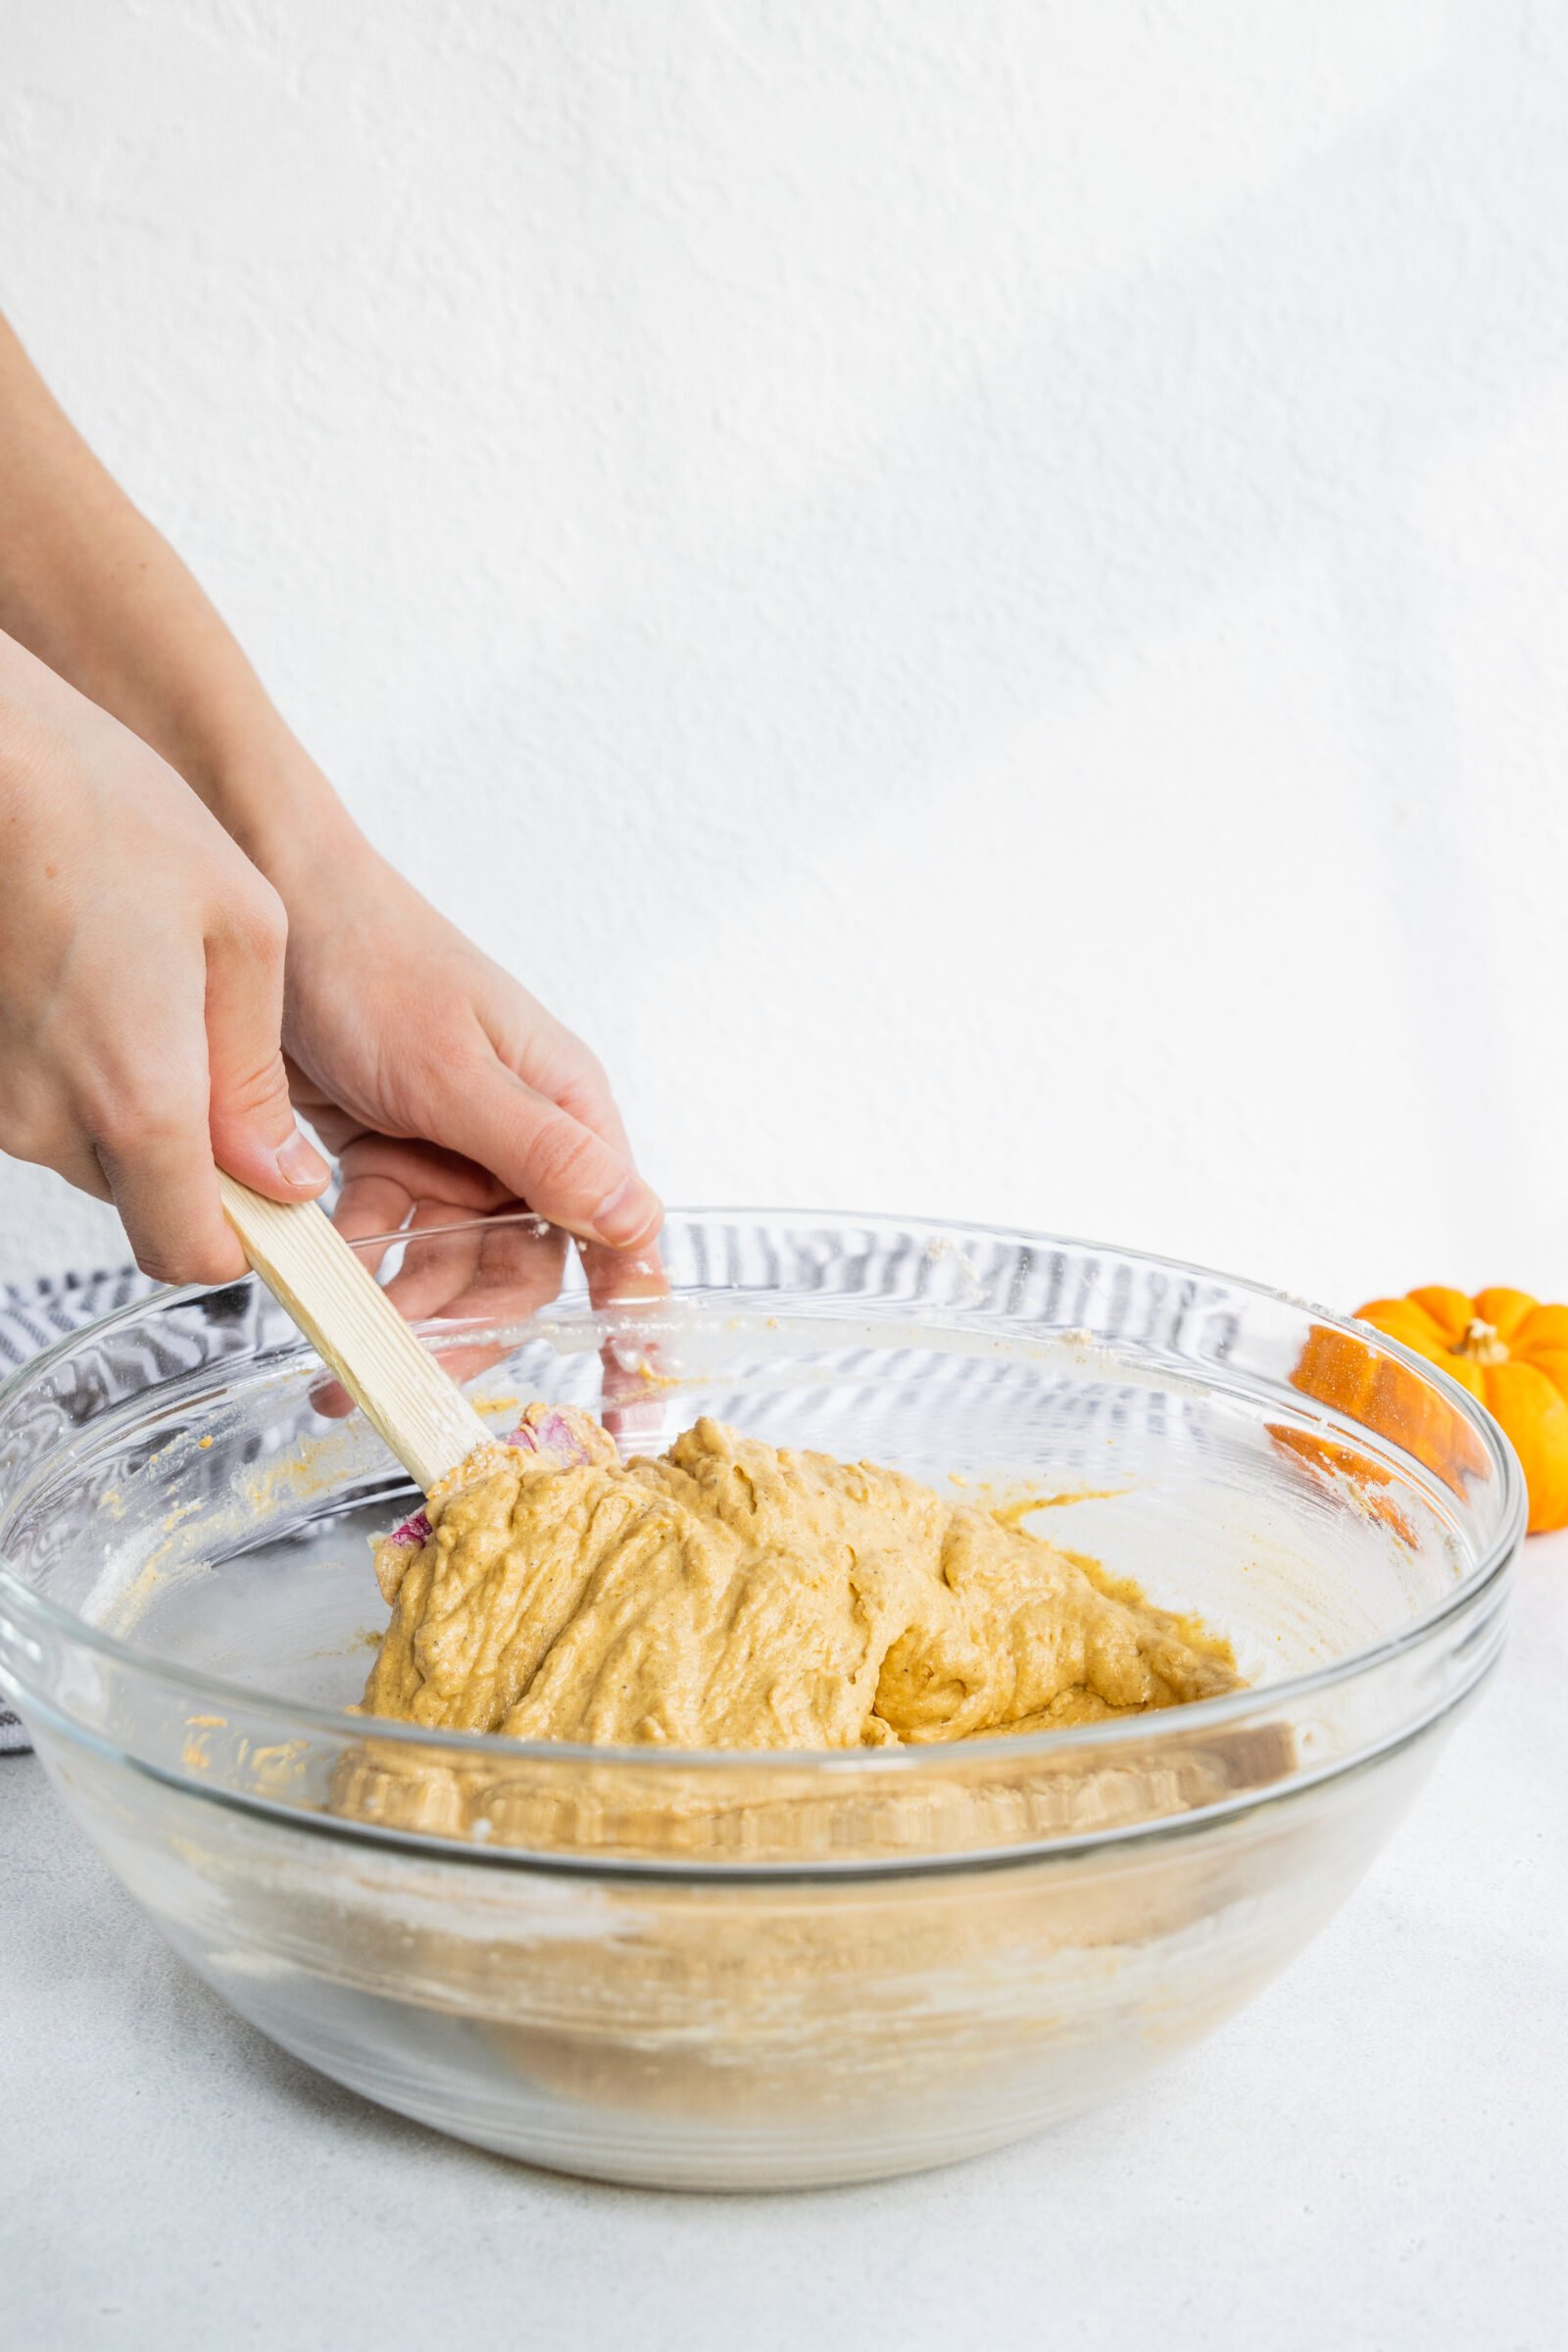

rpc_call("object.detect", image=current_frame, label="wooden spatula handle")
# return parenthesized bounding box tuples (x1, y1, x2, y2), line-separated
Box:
(217, 1173, 491, 1493)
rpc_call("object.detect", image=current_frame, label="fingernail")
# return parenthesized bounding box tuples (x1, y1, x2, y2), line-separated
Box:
(593, 1176, 661, 1250)
(276, 1128, 330, 1189)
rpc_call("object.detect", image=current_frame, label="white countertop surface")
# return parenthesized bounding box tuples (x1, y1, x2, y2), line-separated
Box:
(4, 1539, 1566, 2352)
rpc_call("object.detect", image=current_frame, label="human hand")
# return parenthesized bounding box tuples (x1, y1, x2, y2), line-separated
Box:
(0, 307, 657, 1307)
(273, 825, 663, 1288)
(0, 633, 330, 1281)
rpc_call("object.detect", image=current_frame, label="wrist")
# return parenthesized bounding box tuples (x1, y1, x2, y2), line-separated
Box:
(196, 723, 370, 907)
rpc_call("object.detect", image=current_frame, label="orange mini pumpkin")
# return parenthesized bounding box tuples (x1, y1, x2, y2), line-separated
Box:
(1353, 1287, 1568, 1534)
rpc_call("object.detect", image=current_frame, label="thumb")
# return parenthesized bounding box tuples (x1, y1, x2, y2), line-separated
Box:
(441, 1052, 662, 1250)
(205, 900, 331, 1203)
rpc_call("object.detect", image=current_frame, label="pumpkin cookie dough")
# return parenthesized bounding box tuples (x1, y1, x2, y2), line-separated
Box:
(333, 1410, 1277, 2146)
(358, 1404, 1241, 1749)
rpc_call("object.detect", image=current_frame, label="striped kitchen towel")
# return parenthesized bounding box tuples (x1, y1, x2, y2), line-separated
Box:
(0, 1265, 161, 1755)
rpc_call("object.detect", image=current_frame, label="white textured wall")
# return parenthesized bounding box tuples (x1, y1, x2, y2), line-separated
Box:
(3, 1, 1567, 1314)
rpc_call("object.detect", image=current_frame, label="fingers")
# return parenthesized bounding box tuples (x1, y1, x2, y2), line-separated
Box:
(331, 1133, 571, 1322)
(61, 953, 248, 1283)
(0, 646, 323, 1288)
(204, 888, 329, 1204)
(382, 1217, 485, 1320)
(308, 1162, 570, 1420)
(500, 1015, 640, 1171)
(328, 1109, 663, 1327)
(332, 1171, 417, 1255)
(387, 1205, 568, 1324)
(482, 997, 659, 1243)
(331, 1137, 513, 1246)
(540, 1054, 638, 1171)
(592, 1232, 673, 1448)
(333, 1137, 514, 1292)
(99, 892, 324, 1285)
(95, 1092, 250, 1286)
(438, 1054, 662, 1252)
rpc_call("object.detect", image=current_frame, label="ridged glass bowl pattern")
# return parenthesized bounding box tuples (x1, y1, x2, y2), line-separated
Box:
(0, 1212, 1522, 2188)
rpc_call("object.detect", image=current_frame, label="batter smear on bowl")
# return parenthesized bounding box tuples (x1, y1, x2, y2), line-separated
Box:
(359, 1402, 1241, 1747)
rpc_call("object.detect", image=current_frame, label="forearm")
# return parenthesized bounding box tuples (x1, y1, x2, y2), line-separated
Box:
(0, 315, 659, 1262)
(0, 309, 357, 889)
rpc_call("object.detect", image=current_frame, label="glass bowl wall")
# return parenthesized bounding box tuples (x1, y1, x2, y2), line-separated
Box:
(0, 1213, 1522, 2188)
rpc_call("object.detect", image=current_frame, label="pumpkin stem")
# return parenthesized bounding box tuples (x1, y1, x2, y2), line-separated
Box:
(1455, 1318, 1509, 1365)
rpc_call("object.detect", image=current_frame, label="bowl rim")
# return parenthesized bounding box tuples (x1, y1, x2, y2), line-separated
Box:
(0, 1206, 1528, 1779)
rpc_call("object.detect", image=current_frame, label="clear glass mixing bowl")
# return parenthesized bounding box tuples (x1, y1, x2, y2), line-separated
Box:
(0, 1212, 1522, 2189)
